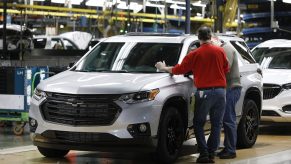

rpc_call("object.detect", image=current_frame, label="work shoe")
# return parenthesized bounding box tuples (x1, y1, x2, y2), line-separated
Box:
(209, 152, 215, 160)
(216, 149, 227, 157)
(196, 153, 215, 163)
(218, 152, 237, 159)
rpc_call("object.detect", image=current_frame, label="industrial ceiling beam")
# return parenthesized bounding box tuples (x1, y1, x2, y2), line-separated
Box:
(0, 8, 214, 23)
(0, 2, 214, 22)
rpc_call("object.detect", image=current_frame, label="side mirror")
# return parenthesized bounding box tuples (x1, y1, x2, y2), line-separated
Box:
(67, 62, 75, 69)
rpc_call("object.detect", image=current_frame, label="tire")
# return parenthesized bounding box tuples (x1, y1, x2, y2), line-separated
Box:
(38, 147, 69, 158)
(156, 106, 185, 163)
(13, 126, 24, 136)
(237, 99, 259, 148)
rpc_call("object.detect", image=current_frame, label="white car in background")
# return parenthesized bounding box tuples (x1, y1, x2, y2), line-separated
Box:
(252, 40, 291, 122)
(0, 24, 33, 50)
(251, 39, 291, 63)
(33, 36, 79, 50)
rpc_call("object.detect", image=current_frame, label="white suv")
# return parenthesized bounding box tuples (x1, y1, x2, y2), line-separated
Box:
(252, 39, 291, 123)
(29, 33, 262, 163)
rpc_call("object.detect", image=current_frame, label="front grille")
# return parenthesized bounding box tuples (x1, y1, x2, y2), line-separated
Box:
(42, 130, 118, 143)
(40, 93, 122, 126)
(263, 84, 282, 100)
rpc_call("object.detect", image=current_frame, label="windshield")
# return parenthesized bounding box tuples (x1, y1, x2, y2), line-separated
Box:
(252, 47, 291, 64)
(122, 43, 182, 73)
(75, 42, 124, 72)
(261, 52, 291, 69)
(74, 42, 182, 73)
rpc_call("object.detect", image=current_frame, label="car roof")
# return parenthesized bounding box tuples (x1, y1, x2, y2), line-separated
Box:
(104, 34, 187, 43)
(254, 39, 291, 48)
(33, 35, 64, 39)
(0, 24, 27, 32)
(102, 33, 243, 44)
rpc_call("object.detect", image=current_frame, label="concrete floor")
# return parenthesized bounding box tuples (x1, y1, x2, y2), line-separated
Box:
(1, 124, 291, 164)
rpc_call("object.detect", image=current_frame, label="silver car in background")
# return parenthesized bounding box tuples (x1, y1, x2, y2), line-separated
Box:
(29, 33, 262, 163)
(252, 40, 291, 123)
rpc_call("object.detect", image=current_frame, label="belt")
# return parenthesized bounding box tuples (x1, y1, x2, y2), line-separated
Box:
(197, 87, 225, 90)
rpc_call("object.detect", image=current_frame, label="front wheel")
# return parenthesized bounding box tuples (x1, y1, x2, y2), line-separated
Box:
(38, 147, 69, 158)
(156, 106, 185, 163)
(237, 99, 260, 148)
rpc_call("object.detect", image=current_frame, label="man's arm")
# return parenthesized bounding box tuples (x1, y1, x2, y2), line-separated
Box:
(155, 61, 173, 73)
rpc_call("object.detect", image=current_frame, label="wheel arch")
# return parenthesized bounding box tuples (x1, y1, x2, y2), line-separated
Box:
(244, 87, 262, 117)
(159, 96, 189, 136)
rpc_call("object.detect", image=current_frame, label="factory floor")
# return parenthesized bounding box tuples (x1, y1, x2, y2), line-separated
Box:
(1, 124, 291, 164)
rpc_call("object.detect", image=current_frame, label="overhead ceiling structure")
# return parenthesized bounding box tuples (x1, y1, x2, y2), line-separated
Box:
(0, 0, 213, 23)
(39, 0, 208, 13)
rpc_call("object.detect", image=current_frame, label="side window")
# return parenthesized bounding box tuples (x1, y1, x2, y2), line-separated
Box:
(230, 41, 256, 63)
(63, 39, 77, 50)
(33, 38, 47, 49)
(51, 38, 63, 50)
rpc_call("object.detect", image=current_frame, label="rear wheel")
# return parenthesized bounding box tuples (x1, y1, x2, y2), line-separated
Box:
(156, 106, 185, 163)
(237, 99, 259, 148)
(38, 147, 69, 158)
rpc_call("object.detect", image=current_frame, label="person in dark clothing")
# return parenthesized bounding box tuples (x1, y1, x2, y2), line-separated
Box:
(155, 26, 229, 163)
(212, 36, 242, 159)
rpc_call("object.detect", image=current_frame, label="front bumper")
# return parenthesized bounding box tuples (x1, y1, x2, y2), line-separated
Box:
(31, 132, 157, 152)
(29, 95, 162, 139)
(261, 89, 291, 122)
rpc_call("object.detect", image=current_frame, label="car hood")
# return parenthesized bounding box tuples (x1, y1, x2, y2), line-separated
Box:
(38, 71, 169, 94)
(263, 69, 291, 85)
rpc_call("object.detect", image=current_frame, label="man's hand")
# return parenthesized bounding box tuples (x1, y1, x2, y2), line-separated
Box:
(155, 61, 166, 71)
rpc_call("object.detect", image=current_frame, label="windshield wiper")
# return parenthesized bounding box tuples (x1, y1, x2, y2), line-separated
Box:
(74, 69, 128, 73)
(91, 69, 128, 73)
(111, 70, 128, 73)
(74, 70, 90, 72)
(270, 67, 288, 69)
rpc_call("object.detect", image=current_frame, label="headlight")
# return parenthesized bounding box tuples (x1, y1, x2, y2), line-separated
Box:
(33, 88, 47, 101)
(119, 89, 160, 104)
(282, 83, 291, 90)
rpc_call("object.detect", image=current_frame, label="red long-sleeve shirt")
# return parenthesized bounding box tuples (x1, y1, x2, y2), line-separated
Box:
(172, 43, 229, 89)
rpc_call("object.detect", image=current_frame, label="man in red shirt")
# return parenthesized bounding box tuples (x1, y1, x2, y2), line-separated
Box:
(155, 26, 229, 163)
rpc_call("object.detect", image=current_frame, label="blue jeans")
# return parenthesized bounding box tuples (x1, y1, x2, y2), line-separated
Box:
(223, 87, 242, 154)
(193, 88, 226, 155)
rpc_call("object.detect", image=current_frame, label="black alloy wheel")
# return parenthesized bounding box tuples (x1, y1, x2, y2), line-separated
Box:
(156, 106, 185, 163)
(237, 99, 259, 148)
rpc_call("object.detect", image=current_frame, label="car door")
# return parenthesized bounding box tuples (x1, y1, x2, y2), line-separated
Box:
(229, 40, 262, 117)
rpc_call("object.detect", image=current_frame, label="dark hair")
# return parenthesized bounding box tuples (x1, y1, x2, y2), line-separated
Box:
(198, 26, 212, 41)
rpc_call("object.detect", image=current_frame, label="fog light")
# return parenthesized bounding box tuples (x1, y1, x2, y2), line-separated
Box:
(30, 118, 37, 127)
(127, 123, 151, 137)
(139, 124, 147, 133)
(29, 117, 38, 133)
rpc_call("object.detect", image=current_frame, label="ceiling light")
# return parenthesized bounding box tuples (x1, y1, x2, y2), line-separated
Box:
(51, 0, 83, 5)
(86, 0, 105, 7)
(192, 1, 206, 7)
(283, 0, 291, 3)
(166, 0, 186, 5)
(146, 1, 165, 8)
(170, 4, 186, 10)
(117, 2, 143, 13)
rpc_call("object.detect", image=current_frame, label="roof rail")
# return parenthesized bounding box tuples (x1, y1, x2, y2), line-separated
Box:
(125, 32, 184, 37)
